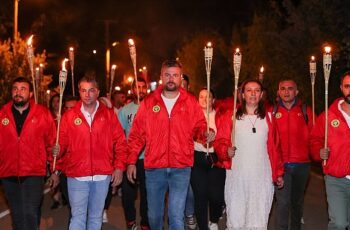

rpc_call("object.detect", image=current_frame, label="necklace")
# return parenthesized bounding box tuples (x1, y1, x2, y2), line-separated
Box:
(246, 114, 258, 133)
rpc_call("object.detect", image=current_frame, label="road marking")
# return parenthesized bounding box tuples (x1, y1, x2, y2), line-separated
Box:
(0, 188, 51, 219)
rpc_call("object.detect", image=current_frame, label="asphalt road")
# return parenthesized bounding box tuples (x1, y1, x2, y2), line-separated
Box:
(0, 166, 328, 230)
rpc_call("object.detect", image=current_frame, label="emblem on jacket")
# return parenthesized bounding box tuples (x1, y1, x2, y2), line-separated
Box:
(1, 118, 9, 126)
(74, 118, 82, 125)
(275, 112, 282, 119)
(331, 119, 340, 128)
(152, 105, 160, 113)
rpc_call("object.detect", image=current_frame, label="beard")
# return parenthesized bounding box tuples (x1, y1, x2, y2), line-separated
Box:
(165, 82, 178, 91)
(13, 96, 28, 107)
(344, 94, 350, 104)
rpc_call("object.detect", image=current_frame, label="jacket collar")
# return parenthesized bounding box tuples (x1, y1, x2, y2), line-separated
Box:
(153, 85, 188, 104)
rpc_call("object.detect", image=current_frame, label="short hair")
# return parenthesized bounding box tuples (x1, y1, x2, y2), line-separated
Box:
(78, 74, 99, 89)
(340, 71, 350, 85)
(132, 77, 147, 89)
(12, 77, 33, 91)
(182, 74, 189, 83)
(278, 79, 298, 89)
(161, 59, 183, 69)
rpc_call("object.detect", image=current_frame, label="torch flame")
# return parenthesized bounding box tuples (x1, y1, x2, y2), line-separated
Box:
(324, 46, 331, 54)
(260, 66, 264, 73)
(143, 66, 147, 70)
(46, 90, 50, 95)
(39, 63, 44, 68)
(311, 56, 315, 61)
(128, 39, 134, 46)
(235, 48, 240, 53)
(206, 42, 212, 47)
(69, 47, 74, 52)
(27, 35, 34, 46)
(62, 58, 69, 71)
(112, 64, 117, 70)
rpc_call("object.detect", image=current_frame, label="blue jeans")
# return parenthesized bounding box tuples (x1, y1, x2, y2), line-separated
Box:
(185, 185, 195, 217)
(67, 176, 111, 230)
(145, 167, 191, 230)
(325, 175, 350, 230)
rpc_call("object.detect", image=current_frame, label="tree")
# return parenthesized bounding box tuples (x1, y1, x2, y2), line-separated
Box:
(0, 36, 46, 106)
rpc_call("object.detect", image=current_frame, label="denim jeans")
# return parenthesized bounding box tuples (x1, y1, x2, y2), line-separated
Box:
(325, 175, 350, 230)
(185, 185, 195, 217)
(67, 176, 111, 230)
(145, 167, 191, 230)
(1, 176, 44, 230)
(275, 163, 310, 230)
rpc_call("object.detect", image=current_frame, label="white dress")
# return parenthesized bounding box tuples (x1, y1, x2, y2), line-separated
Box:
(225, 115, 274, 230)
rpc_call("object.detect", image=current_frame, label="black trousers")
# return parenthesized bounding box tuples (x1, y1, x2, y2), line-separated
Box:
(275, 163, 310, 230)
(2, 176, 45, 230)
(121, 159, 149, 227)
(191, 151, 226, 230)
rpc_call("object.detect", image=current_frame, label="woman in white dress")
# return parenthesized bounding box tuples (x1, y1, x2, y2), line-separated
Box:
(214, 80, 284, 230)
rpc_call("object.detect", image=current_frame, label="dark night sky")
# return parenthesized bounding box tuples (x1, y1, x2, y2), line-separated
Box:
(2, 0, 258, 89)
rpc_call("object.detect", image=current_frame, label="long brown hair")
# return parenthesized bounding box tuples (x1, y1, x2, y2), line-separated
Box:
(236, 79, 265, 120)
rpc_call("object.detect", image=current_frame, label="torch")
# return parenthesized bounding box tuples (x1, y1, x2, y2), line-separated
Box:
(309, 56, 317, 125)
(258, 66, 264, 83)
(26, 35, 38, 103)
(323, 46, 332, 166)
(109, 64, 117, 98)
(231, 48, 242, 148)
(69, 47, 75, 96)
(35, 67, 40, 102)
(53, 58, 68, 171)
(204, 42, 213, 156)
(46, 90, 50, 108)
(128, 39, 140, 104)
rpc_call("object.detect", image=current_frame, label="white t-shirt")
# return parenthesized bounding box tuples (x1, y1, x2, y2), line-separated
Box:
(161, 93, 180, 117)
(337, 100, 350, 180)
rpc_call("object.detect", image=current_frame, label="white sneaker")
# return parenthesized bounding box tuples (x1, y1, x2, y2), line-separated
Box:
(208, 222, 218, 230)
(102, 210, 108, 223)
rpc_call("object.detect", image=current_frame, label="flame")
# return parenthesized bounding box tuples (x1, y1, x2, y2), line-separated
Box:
(143, 66, 147, 70)
(46, 90, 50, 95)
(27, 35, 34, 46)
(311, 56, 315, 61)
(235, 48, 240, 53)
(69, 47, 74, 52)
(62, 58, 68, 71)
(128, 39, 134, 46)
(324, 46, 331, 54)
(127, 76, 133, 83)
(35, 67, 39, 71)
(206, 42, 212, 48)
(260, 66, 264, 73)
(111, 64, 117, 70)
(39, 63, 44, 68)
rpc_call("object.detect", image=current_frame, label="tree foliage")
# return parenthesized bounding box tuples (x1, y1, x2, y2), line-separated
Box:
(0, 36, 46, 106)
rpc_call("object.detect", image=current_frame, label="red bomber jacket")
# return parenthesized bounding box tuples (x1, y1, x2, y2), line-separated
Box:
(213, 109, 284, 182)
(127, 86, 207, 169)
(58, 101, 127, 177)
(0, 100, 56, 177)
(271, 99, 313, 163)
(310, 98, 350, 177)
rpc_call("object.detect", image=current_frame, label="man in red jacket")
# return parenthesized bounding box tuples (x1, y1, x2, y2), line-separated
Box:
(0, 77, 57, 230)
(311, 71, 350, 230)
(273, 79, 313, 230)
(54, 75, 127, 230)
(127, 60, 213, 230)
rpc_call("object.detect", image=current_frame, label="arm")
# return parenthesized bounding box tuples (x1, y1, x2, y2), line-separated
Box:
(213, 110, 233, 161)
(310, 112, 326, 162)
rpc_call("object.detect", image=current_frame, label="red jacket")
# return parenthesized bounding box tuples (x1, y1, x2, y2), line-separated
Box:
(127, 86, 207, 169)
(271, 99, 313, 163)
(58, 101, 127, 177)
(0, 100, 56, 177)
(310, 98, 350, 177)
(213, 109, 284, 182)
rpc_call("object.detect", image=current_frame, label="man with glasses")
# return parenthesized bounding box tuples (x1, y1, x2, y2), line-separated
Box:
(53, 75, 128, 229)
(127, 60, 214, 230)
